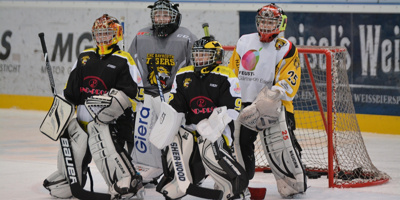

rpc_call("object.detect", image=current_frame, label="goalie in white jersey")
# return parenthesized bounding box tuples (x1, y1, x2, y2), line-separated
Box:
(228, 3, 307, 197)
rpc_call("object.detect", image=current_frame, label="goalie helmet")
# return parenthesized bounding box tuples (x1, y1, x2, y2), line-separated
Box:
(191, 36, 224, 77)
(255, 3, 287, 43)
(148, 0, 181, 38)
(92, 14, 123, 56)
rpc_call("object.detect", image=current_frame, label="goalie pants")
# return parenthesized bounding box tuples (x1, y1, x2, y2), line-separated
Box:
(239, 103, 300, 179)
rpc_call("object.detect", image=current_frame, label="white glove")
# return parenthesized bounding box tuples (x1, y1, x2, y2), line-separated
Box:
(239, 87, 283, 131)
(197, 106, 232, 142)
(149, 102, 184, 149)
(85, 89, 131, 124)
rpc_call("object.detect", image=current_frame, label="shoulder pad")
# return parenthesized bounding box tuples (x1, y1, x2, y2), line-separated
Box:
(83, 48, 96, 53)
(213, 66, 236, 78)
(275, 38, 290, 50)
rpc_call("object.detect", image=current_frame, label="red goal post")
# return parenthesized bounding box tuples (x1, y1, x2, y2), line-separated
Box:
(222, 45, 390, 188)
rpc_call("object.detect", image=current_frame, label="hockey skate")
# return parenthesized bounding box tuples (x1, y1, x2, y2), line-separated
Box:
(110, 174, 145, 200)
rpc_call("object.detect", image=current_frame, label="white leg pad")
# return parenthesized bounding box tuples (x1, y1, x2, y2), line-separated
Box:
(157, 128, 195, 199)
(131, 94, 165, 182)
(43, 171, 73, 198)
(87, 122, 143, 198)
(198, 137, 249, 199)
(259, 107, 307, 197)
(43, 118, 89, 198)
(134, 164, 163, 184)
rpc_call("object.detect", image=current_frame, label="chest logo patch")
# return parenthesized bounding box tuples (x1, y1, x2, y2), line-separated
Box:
(241, 47, 262, 71)
(81, 56, 90, 66)
(183, 78, 192, 88)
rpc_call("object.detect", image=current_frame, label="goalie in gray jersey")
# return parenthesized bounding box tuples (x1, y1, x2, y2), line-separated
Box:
(127, 0, 197, 186)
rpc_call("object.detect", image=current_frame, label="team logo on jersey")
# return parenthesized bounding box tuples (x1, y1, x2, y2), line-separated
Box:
(294, 56, 300, 69)
(80, 76, 107, 95)
(275, 38, 287, 50)
(233, 82, 241, 94)
(190, 96, 214, 114)
(149, 66, 170, 88)
(137, 75, 142, 85)
(241, 48, 262, 71)
(89, 79, 98, 88)
(183, 78, 192, 88)
(81, 56, 90, 65)
(147, 53, 175, 88)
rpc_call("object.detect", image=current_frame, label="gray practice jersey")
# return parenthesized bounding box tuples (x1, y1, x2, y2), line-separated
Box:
(128, 26, 197, 97)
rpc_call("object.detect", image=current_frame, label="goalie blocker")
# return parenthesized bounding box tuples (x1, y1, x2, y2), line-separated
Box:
(40, 95, 75, 141)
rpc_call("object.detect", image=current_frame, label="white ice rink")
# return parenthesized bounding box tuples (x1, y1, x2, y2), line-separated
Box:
(0, 108, 399, 200)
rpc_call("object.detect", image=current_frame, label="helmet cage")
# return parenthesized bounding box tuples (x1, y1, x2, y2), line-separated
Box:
(92, 14, 122, 55)
(192, 49, 218, 68)
(255, 4, 287, 42)
(149, 0, 181, 38)
(192, 38, 224, 75)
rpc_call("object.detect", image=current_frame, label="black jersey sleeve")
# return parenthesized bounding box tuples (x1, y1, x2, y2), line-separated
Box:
(216, 67, 242, 113)
(168, 74, 188, 114)
(115, 63, 138, 99)
(63, 62, 81, 105)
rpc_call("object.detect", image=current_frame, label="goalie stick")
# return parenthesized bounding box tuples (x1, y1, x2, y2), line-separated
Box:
(38, 32, 57, 96)
(150, 44, 223, 199)
(38, 32, 111, 200)
(38, 32, 75, 141)
(120, 16, 125, 51)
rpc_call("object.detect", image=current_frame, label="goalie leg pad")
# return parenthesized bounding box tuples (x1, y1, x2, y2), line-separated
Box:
(198, 136, 249, 199)
(233, 119, 259, 180)
(134, 164, 163, 186)
(131, 94, 163, 182)
(156, 128, 196, 199)
(43, 171, 73, 198)
(43, 118, 91, 198)
(259, 107, 307, 197)
(87, 122, 144, 199)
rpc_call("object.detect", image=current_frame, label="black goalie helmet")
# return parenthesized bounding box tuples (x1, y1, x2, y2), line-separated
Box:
(148, 0, 181, 38)
(192, 36, 224, 77)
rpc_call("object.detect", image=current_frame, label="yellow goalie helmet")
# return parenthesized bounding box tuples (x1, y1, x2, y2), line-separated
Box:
(92, 14, 123, 56)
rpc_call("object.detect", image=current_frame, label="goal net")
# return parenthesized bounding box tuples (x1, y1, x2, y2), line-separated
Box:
(222, 45, 390, 188)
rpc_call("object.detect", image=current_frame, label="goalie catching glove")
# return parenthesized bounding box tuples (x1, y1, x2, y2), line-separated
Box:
(239, 87, 283, 132)
(197, 106, 232, 142)
(85, 88, 131, 124)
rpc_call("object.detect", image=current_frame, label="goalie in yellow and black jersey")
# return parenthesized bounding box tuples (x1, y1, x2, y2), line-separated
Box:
(148, 36, 250, 200)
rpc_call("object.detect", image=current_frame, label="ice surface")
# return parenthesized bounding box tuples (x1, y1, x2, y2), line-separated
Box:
(1, 109, 399, 200)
